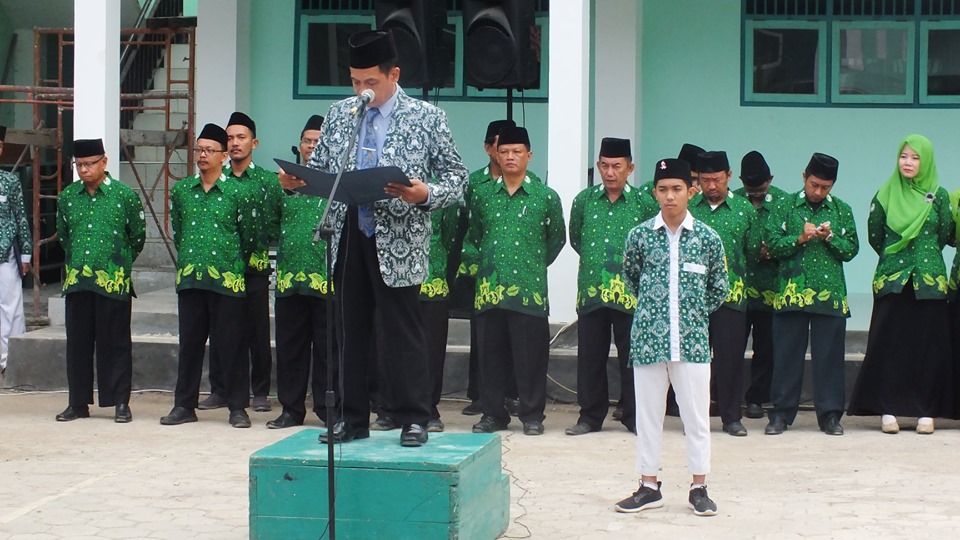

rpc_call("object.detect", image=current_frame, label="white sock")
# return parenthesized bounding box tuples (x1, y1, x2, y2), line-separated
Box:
(690, 483, 706, 490)
(642, 481, 659, 491)
(918, 417, 933, 425)
(881, 415, 897, 424)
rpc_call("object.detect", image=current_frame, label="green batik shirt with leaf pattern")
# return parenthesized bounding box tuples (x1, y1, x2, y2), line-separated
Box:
(420, 204, 459, 301)
(763, 190, 859, 317)
(57, 174, 146, 299)
(466, 176, 566, 316)
(636, 180, 668, 221)
(458, 165, 542, 277)
(0, 169, 32, 264)
(949, 188, 960, 301)
(275, 194, 331, 298)
(689, 190, 762, 311)
(733, 184, 790, 311)
(868, 186, 952, 299)
(225, 162, 283, 275)
(570, 183, 652, 315)
(170, 173, 254, 297)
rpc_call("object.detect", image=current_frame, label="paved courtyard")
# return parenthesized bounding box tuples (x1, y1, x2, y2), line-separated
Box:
(0, 386, 957, 539)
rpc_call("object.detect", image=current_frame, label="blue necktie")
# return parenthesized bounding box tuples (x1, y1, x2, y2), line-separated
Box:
(357, 108, 379, 237)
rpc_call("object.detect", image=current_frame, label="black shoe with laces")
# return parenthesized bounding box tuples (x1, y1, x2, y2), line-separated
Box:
(614, 481, 663, 513)
(688, 485, 718, 516)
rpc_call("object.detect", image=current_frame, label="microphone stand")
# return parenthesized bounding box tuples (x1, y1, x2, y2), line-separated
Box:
(311, 101, 367, 540)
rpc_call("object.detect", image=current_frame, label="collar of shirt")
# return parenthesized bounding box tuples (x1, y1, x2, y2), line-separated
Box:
(795, 190, 833, 209)
(495, 175, 533, 194)
(370, 84, 401, 120)
(186, 173, 227, 190)
(592, 183, 633, 202)
(75, 174, 115, 197)
(653, 210, 694, 233)
(226, 161, 257, 177)
(693, 190, 733, 209)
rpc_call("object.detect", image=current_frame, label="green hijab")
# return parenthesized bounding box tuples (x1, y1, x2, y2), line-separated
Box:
(875, 134, 938, 254)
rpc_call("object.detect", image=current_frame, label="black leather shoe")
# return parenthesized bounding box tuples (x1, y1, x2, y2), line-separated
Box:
(197, 394, 228, 410)
(229, 409, 252, 428)
(821, 416, 844, 436)
(505, 398, 520, 417)
(764, 416, 787, 435)
(400, 424, 428, 447)
(722, 420, 748, 436)
(319, 421, 370, 443)
(611, 406, 624, 421)
(370, 415, 399, 431)
(266, 411, 303, 429)
(564, 422, 596, 436)
(55, 406, 90, 422)
(523, 421, 545, 436)
(744, 403, 765, 419)
(427, 418, 445, 432)
(461, 400, 483, 416)
(114, 404, 133, 423)
(472, 415, 509, 433)
(160, 406, 198, 425)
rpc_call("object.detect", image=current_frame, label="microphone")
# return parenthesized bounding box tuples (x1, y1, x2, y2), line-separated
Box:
(358, 89, 375, 106)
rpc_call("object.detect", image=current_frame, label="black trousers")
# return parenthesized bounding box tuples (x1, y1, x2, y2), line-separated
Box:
(743, 308, 774, 405)
(420, 299, 450, 419)
(475, 309, 549, 424)
(175, 289, 249, 411)
(709, 306, 747, 424)
(207, 272, 272, 398)
(64, 292, 133, 408)
(275, 294, 335, 423)
(467, 315, 519, 401)
(334, 209, 431, 429)
(576, 307, 635, 430)
(770, 311, 846, 425)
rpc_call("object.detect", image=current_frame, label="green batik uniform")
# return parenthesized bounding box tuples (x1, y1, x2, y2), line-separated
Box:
(689, 190, 762, 311)
(634, 180, 662, 222)
(763, 191, 859, 317)
(869, 187, 952, 299)
(275, 194, 332, 298)
(57, 174, 146, 299)
(466, 176, 566, 316)
(949, 189, 960, 300)
(420, 204, 459, 301)
(569, 183, 647, 314)
(623, 215, 728, 366)
(170, 173, 253, 297)
(734, 185, 790, 311)
(0, 169, 31, 262)
(225, 162, 283, 274)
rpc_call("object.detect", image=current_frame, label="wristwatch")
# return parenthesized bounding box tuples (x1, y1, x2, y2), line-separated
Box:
(825, 232, 834, 243)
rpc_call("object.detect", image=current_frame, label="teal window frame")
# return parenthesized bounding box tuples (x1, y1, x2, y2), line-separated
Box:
(919, 20, 960, 104)
(294, 14, 373, 99)
(743, 20, 827, 104)
(831, 21, 915, 105)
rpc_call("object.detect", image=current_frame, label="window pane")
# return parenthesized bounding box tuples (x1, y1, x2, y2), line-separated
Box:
(838, 28, 908, 95)
(753, 28, 820, 94)
(927, 29, 960, 96)
(306, 22, 369, 87)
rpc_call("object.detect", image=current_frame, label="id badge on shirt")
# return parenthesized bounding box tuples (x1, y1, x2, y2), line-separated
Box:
(682, 262, 706, 275)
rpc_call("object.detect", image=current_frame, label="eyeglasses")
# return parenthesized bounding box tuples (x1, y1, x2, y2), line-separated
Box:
(300, 137, 319, 146)
(193, 147, 225, 156)
(72, 156, 105, 170)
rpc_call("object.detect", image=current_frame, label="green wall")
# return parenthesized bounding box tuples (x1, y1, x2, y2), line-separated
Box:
(639, 0, 960, 328)
(247, 0, 550, 179)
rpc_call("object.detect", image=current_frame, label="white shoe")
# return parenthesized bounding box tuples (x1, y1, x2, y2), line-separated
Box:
(881, 415, 899, 434)
(917, 417, 934, 435)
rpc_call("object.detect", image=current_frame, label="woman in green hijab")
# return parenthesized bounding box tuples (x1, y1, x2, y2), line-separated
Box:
(848, 134, 955, 433)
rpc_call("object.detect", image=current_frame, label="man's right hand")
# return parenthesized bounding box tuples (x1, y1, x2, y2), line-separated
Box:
(277, 168, 306, 190)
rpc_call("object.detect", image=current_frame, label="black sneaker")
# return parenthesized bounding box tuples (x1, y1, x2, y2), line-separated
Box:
(688, 486, 717, 516)
(614, 481, 663, 513)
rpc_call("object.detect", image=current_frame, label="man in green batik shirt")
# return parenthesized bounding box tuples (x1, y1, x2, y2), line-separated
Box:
(199, 112, 283, 414)
(268, 114, 337, 430)
(688, 150, 761, 437)
(0, 125, 32, 377)
(762, 153, 858, 437)
(161, 123, 256, 429)
(466, 126, 566, 436)
(734, 151, 789, 420)
(453, 119, 537, 417)
(55, 138, 146, 423)
(565, 137, 643, 437)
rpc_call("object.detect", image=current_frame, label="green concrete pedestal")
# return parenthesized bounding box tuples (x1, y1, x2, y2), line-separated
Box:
(249, 430, 510, 540)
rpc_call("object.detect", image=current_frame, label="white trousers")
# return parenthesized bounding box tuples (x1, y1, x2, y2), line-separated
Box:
(0, 249, 26, 369)
(633, 362, 711, 476)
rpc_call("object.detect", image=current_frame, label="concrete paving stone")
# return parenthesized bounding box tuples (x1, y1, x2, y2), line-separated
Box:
(99, 527, 154, 539)
(46, 524, 100, 536)
(8, 535, 57, 540)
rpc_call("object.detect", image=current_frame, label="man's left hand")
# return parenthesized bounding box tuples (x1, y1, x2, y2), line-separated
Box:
(385, 178, 428, 205)
(21, 263, 30, 276)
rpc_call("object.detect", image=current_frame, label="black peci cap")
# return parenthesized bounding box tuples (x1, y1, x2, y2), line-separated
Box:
(497, 126, 531, 148)
(599, 137, 632, 159)
(348, 30, 398, 69)
(73, 138, 105, 158)
(484, 119, 516, 144)
(805, 152, 839, 181)
(227, 111, 257, 137)
(696, 151, 730, 174)
(653, 158, 692, 184)
(740, 150, 772, 187)
(198, 123, 228, 150)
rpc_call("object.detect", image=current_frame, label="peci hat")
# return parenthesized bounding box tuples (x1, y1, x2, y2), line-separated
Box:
(653, 158, 692, 184)
(805, 152, 839, 181)
(497, 126, 531, 148)
(73, 138, 105, 158)
(301, 114, 324, 137)
(696, 151, 730, 174)
(197, 123, 228, 150)
(599, 137, 632, 159)
(227, 111, 256, 137)
(348, 30, 398, 69)
(484, 119, 516, 145)
(740, 151, 772, 187)
(677, 143, 705, 172)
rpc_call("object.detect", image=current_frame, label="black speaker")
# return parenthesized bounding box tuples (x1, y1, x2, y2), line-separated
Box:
(462, 0, 539, 90)
(375, 0, 451, 89)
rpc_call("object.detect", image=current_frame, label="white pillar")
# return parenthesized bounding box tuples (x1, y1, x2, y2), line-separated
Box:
(547, 0, 590, 324)
(196, 0, 239, 130)
(73, 0, 120, 161)
(593, 0, 637, 164)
